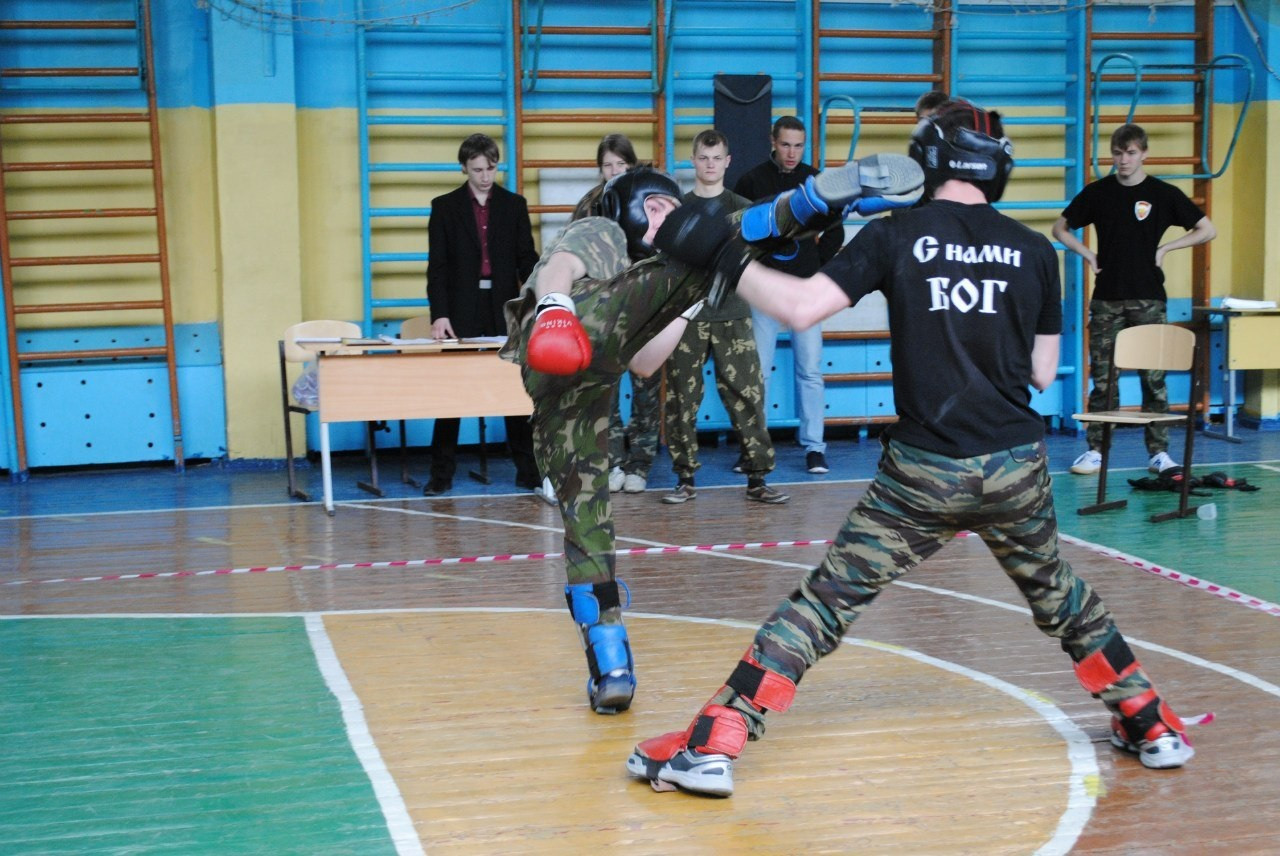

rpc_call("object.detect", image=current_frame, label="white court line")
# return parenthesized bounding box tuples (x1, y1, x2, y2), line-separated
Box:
(305, 614, 425, 856)
(9, 608, 1096, 855)
(625, 611, 1096, 856)
(358, 503, 1280, 699)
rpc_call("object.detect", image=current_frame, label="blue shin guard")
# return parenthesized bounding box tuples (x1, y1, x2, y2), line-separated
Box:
(565, 580, 636, 714)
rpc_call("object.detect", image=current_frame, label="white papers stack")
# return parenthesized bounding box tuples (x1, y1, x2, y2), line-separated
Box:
(1221, 297, 1278, 310)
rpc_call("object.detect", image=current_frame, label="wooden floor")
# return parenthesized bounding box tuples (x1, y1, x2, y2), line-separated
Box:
(3, 431, 1280, 854)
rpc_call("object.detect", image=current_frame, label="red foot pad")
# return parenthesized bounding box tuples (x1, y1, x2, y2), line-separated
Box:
(633, 730, 688, 764)
(1117, 688, 1196, 744)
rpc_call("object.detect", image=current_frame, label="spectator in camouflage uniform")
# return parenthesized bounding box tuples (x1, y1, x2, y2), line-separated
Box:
(571, 134, 663, 495)
(1053, 124, 1215, 477)
(663, 129, 786, 506)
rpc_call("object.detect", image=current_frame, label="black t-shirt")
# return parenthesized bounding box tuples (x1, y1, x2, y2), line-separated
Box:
(734, 158, 843, 277)
(1061, 174, 1204, 301)
(821, 200, 1062, 457)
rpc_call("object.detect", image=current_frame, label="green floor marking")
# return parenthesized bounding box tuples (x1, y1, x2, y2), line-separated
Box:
(1052, 463, 1280, 605)
(0, 617, 398, 855)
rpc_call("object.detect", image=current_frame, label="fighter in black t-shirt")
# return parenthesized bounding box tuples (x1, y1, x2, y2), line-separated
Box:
(627, 100, 1200, 798)
(822, 198, 1061, 458)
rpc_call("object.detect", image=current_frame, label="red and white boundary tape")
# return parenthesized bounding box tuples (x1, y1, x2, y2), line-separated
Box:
(10, 531, 1278, 618)
(1059, 532, 1280, 617)
(2, 538, 835, 587)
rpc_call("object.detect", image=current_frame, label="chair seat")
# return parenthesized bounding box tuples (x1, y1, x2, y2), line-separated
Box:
(1072, 410, 1186, 425)
(1072, 322, 1201, 522)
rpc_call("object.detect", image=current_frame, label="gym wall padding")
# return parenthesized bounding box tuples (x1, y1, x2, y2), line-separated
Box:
(713, 75, 774, 191)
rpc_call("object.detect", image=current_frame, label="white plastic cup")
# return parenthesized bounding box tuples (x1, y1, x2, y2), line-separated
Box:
(1197, 503, 1218, 521)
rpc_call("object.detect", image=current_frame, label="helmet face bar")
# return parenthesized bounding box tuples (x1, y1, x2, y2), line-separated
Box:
(908, 101, 1014, 203)
(599, 166, 682, 260)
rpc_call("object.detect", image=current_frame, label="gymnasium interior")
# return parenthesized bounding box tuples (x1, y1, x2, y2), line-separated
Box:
(3, 1, 1279, 853)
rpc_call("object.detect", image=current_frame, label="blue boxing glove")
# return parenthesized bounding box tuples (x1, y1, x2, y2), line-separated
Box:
(742, 153, 925, 245)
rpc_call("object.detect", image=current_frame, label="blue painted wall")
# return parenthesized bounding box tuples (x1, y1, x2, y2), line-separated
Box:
(0, 0, 1271, 471)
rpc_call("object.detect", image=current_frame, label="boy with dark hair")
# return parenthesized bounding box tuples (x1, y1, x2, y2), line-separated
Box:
(735, 116, 843, 475)
(663, 129, 785, 506)
(1053, 123, 1216, 476)
(424, 133, 540, 495)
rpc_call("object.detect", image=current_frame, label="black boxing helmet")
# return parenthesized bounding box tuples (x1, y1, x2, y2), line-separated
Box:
(908, 100, 1014, 203)
(598, 166, 682, 260)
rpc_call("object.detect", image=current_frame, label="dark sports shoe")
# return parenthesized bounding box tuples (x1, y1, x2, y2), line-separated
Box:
(731, 458, 746, 474)
(746, 483, 789, 504)
(806, 451, 829, 474)
(422, 477, 452, 496)
(814, 152, 925, 209)
(661, 483, 696, 504)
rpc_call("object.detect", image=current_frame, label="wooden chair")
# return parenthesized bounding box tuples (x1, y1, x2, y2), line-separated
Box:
(1072, 323, 1203, 522)
(279, 319, 361, 501)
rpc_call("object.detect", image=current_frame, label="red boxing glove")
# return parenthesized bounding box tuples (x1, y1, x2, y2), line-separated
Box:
(527, 293, 592, 375)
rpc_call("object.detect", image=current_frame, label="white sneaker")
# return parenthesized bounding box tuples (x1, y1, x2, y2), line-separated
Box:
(608, 466, 625, 493)
(1110, 717, 1194, 770)
(1070, 449, 1102, 475)
(623, 473, 647, 493)
(1149, 451, 1178, 473)
(536, 477, 557, 506)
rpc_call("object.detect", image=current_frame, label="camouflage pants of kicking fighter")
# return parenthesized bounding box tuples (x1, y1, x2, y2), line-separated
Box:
(705, 437, 1157, 740)
(665, 316, 774, 481)
(1086, 299, 1169, 454)
(608, 370, 662, 479)
(517, 256, 713, 587)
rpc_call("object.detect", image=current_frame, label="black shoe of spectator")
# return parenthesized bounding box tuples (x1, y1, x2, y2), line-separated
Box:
(806, 451, 829, 474)
(515, 473, 541, 491)
(423, 478, 452, 496)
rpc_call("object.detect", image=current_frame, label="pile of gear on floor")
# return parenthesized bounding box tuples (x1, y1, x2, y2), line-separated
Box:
(1128, 468, 1261, 495)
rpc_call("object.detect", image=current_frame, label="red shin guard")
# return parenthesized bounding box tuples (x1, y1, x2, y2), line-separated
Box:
(1073, 636, 1141, 694)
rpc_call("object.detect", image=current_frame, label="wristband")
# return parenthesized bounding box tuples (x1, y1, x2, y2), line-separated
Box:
(535, 292, 576, 317)
(680, 300, 705, 321)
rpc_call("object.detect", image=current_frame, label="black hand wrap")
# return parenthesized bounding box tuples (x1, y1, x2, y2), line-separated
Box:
(653, 198, 754, 309)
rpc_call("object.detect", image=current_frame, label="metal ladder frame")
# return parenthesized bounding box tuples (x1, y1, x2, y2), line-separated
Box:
(0, 0, 182, 478)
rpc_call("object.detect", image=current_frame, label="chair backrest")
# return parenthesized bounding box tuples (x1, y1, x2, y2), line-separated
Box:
(1113, 324, 1196, 372)
(399, 314, 434, 340)
(282, 319, 362, 363)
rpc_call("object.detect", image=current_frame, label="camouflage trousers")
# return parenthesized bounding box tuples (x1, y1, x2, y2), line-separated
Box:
(608, 370, 662, 478)
(665, 316, 774, 480)
(1086, 299, 1169, 453)
(709, 437, 1155, 740)
(520, 257, 711, 585)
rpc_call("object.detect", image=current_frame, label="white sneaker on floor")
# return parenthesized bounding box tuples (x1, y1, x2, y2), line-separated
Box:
(1070, 449, 1102, 475)
(623, 473, 647, 493)
(1149, 451, 1178, 473)
(608, 466, 625, 493)
(536, 477, 557, 506)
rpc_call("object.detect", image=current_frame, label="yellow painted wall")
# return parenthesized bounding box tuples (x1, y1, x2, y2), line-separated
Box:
(211, 103, 304, 459)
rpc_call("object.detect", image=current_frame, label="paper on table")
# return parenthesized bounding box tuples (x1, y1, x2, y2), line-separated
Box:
(1221, 297, 1278, 310)
(459, 336, 507, 344)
